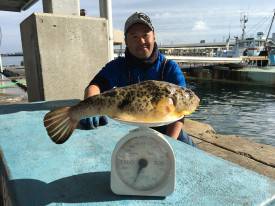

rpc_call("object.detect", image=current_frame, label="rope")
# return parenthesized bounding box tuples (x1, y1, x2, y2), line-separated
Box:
(246, 15, 271, 37)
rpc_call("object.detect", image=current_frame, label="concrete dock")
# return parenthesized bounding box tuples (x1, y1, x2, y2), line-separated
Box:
(0, 74, 27, 104)
(184, 65, 275, 86)
(166, 55, 243, 64)
(183, 119, 275, 179)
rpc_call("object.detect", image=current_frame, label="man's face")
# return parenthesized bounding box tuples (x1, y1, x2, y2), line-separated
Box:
(125, 23, 155, 59)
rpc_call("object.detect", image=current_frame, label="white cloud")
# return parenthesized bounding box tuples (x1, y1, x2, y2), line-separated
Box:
(192, 20, 209, 31)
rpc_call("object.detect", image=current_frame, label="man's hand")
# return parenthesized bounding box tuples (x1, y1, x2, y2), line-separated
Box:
(166, 121, 184, 140)
(79, 116, 108, 130)
(80, 84, 107, 130)
(85, 84, 100, 98)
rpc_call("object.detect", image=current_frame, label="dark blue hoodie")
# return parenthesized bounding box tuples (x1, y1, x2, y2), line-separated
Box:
(89, 52, 186, 92)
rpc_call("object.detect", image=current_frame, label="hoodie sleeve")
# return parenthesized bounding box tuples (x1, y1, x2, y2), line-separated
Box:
(88, 58, 123, 92)
(163, 60, 186, 88)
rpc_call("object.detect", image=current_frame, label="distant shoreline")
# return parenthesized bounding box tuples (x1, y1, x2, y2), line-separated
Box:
(1, 53, 23, 57)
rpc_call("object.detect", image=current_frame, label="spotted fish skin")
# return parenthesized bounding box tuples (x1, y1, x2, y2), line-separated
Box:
(44, 80, 200, 144)
(76, 80, 199, 118)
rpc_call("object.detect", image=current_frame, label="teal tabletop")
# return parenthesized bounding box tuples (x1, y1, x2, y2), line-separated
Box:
(0, 100, 274, 206)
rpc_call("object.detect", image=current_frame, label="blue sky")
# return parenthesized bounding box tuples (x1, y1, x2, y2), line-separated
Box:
(0, 0, 274, 53)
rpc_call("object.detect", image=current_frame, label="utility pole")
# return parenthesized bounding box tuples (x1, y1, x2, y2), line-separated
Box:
(99, 0, 114, 61)
(0, 54, 2, 73)
(0, 26, 2, 73)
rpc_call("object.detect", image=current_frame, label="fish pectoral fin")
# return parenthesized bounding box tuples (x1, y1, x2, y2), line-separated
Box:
(155, 97, 176, 116)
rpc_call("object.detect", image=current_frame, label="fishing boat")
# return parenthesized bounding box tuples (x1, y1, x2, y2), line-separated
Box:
(219, 11, 275, 67)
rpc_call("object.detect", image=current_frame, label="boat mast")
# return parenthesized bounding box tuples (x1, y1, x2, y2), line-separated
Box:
(240, 13, 248, 40)
(265, 9, 275, 42)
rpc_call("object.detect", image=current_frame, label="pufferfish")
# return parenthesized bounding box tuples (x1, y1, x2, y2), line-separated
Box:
(43, 80, 200, 144)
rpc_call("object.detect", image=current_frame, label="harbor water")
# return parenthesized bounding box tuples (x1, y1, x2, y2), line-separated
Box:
(1, 55, 23, 66)
(188, 76, 275, 146)
(1, 56, 275, 146)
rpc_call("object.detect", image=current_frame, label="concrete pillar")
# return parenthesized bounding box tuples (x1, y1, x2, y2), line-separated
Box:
(20, 13, 108, 101)
(99, 0, 114, 61)
(42, 0, 80, 15)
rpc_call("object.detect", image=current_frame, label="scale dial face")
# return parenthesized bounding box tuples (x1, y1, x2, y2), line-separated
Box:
(111, 128, 175, 196)
(116, 136, 172, 191)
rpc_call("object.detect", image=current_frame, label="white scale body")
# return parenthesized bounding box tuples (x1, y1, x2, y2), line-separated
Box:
(111, 127, 175, 196)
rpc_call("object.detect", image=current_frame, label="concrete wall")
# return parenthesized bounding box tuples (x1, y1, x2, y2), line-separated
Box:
(42, 0, 80, 15)
(20, 13, 109, 101)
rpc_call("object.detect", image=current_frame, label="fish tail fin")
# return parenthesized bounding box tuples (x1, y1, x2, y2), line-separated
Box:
(43, 106, 79, 144)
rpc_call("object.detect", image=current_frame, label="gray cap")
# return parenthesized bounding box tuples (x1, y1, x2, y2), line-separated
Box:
(124, 12, 154, 34)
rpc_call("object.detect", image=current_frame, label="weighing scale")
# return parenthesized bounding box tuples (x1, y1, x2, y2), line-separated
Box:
(110, 118, 179, 197)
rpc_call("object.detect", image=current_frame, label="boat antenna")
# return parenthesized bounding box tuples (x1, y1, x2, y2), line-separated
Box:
(265, 9, 275, 42)
(240, 13, 248, 40)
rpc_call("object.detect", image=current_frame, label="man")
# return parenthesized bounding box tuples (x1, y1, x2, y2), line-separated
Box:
(80, 12, 194, 146)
